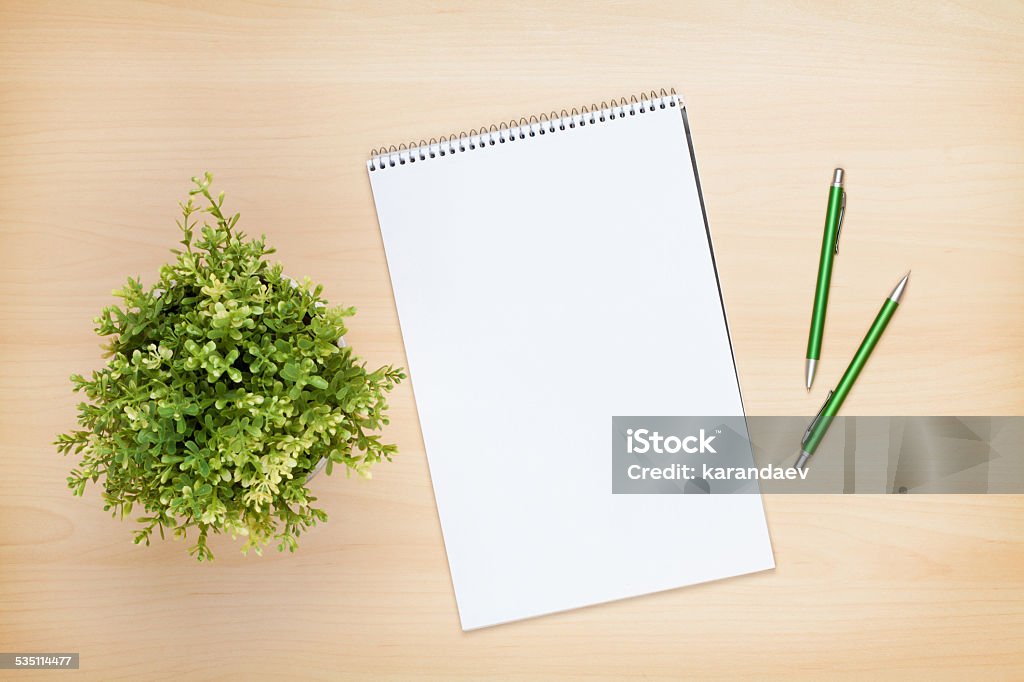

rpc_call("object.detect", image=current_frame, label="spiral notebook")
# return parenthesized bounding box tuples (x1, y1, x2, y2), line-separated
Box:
(366, 90, 774, 630)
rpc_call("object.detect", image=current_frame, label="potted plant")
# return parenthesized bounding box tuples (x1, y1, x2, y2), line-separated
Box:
(55, 173, 404, 561)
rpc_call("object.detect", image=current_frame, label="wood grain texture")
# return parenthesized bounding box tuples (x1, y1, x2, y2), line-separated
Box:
(1, 1, 1022, 679)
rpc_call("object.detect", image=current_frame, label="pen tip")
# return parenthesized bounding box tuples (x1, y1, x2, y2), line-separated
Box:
(890, 272, 910, 303)
(795, 451, 810, 471)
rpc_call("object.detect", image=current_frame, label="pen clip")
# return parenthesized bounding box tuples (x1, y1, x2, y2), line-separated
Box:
(834, 190, 846, 255)
(802, 389, 834, 445)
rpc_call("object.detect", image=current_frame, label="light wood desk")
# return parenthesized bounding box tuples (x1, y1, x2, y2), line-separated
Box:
(2, 2, 1022, 679)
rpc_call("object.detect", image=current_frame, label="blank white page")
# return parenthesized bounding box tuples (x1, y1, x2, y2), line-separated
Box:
(367, 92, 774, 630)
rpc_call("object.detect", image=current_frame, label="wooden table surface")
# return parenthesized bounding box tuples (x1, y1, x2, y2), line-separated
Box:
(2, 2, 1023, 679)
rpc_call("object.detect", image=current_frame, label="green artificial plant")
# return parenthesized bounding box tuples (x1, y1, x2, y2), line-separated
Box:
(55, 173, 404, 561)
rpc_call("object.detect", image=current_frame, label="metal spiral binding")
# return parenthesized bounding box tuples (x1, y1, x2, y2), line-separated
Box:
(368, 88, 678, 171)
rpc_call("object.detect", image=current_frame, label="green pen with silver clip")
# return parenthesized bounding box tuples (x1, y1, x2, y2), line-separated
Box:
(806, 168, 847, 390)
(795, 272, 910, 470)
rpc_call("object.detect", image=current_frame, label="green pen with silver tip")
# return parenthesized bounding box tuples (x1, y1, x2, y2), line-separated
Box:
(806, 168, 846, 390)
(795, 272, 910, 470)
